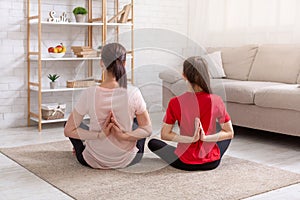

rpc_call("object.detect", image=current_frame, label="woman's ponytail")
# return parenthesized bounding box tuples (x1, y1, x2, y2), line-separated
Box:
(101, 43, 127, 88)
(112, 57, 127, 88)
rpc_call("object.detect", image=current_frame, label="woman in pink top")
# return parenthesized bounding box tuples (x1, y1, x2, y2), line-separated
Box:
(148, 56, 234, 171)
(64, 43, 152, 169)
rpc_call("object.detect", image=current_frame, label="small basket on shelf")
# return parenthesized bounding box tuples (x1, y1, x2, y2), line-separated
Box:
(41, 103, 66, 120)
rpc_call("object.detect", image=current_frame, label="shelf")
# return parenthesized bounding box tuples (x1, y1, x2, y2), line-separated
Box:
(30, 87, 87, 93)
(29, 55, 131, 61)
(29, 56, 101, 61)
(107, 22, 133, 26)
(30, 116, 68, 124)
(30, 115, 90, 124)
(30, 20, 104, 26)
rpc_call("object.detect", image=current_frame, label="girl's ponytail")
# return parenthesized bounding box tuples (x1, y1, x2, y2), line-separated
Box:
(183, 56, 212, 94)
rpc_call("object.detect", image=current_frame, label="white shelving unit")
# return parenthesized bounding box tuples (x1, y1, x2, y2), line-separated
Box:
(27, 0, 134, 131)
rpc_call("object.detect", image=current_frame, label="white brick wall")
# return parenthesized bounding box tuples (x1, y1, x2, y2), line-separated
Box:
(0, 0, 27, 129)
(134, 0, 188, 112)
(0, 0, 188, 129)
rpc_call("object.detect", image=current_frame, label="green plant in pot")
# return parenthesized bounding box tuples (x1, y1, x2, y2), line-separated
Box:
(73, 7, 88, 22)
(48, 74, 60, 89)
(97, 45, 102, 57)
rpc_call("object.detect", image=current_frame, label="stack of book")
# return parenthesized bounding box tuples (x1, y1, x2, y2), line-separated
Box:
(66, 78, 101, 88)
(71, 46, 98, 58)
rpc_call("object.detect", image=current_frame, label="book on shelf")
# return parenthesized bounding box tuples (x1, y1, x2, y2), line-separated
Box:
(66, 78, 101, 88)
(108, 4, 132, 23)
(76, 54, 98, 58)
(119, 4, 131, 23)
(72, 48, 95, 53)
(74, 50, 97, 55)
(71, 46, 91, 51)
(71, 46, 98, 58)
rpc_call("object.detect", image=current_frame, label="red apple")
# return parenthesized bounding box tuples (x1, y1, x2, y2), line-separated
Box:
(48, 47, 54, 53)
(56, 44, 63, 53)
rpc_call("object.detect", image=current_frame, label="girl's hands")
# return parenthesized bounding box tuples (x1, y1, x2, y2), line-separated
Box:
(192, 117, 201, 142)
(199, 122, 206, 142)
(193, 117, 206, 142)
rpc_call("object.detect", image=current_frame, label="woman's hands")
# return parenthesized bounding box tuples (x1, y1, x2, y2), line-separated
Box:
(109, 113, 128, 141)
(100, 112, 127, 141)
(101, 111, 152, 141)
(102, 112, 114, 137)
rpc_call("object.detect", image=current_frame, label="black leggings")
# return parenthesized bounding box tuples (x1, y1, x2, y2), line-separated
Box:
(69, 118, 145, 167)
(147, 138, 231, 171)
(69, 138, 91, 167)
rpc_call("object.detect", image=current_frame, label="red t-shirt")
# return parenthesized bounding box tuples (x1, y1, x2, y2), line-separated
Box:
(164, 91, 231, 164)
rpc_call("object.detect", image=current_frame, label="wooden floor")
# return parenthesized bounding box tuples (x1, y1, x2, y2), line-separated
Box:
(0, 112, 299, 199)
(229, 126, 300, 200)
(229, 126, 300, 174)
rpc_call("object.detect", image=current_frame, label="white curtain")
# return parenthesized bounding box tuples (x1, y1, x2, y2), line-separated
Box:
(188, 0, 300, 47)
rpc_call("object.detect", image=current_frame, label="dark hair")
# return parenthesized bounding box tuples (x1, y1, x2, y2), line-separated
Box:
(101, 43, 127, 88)
(183, 56, 212, 94)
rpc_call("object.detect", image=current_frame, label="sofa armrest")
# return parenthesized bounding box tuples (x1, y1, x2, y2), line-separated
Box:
(159, 69, 182, 84)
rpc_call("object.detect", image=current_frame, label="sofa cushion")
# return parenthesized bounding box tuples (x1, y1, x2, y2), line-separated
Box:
(254, 84, 300, 112)
(207, 45, 258, 81)
(210, 78, 237, 90)
(170, 79, 186, 96)
(159, 69, 182, 84)
(210, 79, 237, 101)
(248, 44, 300, 84)
(202, 51, 226, 78)
(214, 80, 282, 104)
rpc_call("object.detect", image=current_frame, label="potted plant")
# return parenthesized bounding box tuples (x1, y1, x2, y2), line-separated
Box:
(47, 74, 60, 89)
(73, 7, 88, 22)
(97, 45, 102, 57)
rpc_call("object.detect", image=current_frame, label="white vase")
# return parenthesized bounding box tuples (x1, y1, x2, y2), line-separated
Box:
(75, 14, 86, 23)
(50, 82, 57, 89)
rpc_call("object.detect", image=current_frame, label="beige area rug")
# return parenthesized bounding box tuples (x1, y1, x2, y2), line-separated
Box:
(1, 140, 300, 200)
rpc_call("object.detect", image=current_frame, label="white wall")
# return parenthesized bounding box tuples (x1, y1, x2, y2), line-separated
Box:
(188, 0, 300, 47)
(134, 0, 189, 112)
(0, 0, 189, 129)
(0, 0, 27, 128)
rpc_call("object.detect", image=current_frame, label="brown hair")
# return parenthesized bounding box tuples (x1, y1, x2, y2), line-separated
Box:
(101, 43, 127, 88)
(183, 56, 212, 94)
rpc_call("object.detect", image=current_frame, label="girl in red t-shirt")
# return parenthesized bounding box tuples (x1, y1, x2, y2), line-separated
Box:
(148, 56, 234, 171)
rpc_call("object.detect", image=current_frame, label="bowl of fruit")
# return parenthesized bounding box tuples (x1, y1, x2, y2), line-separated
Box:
(48, 43, 66, 58)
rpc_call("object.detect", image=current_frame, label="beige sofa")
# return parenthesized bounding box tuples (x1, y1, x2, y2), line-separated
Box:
(159, 44, 300, 137)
